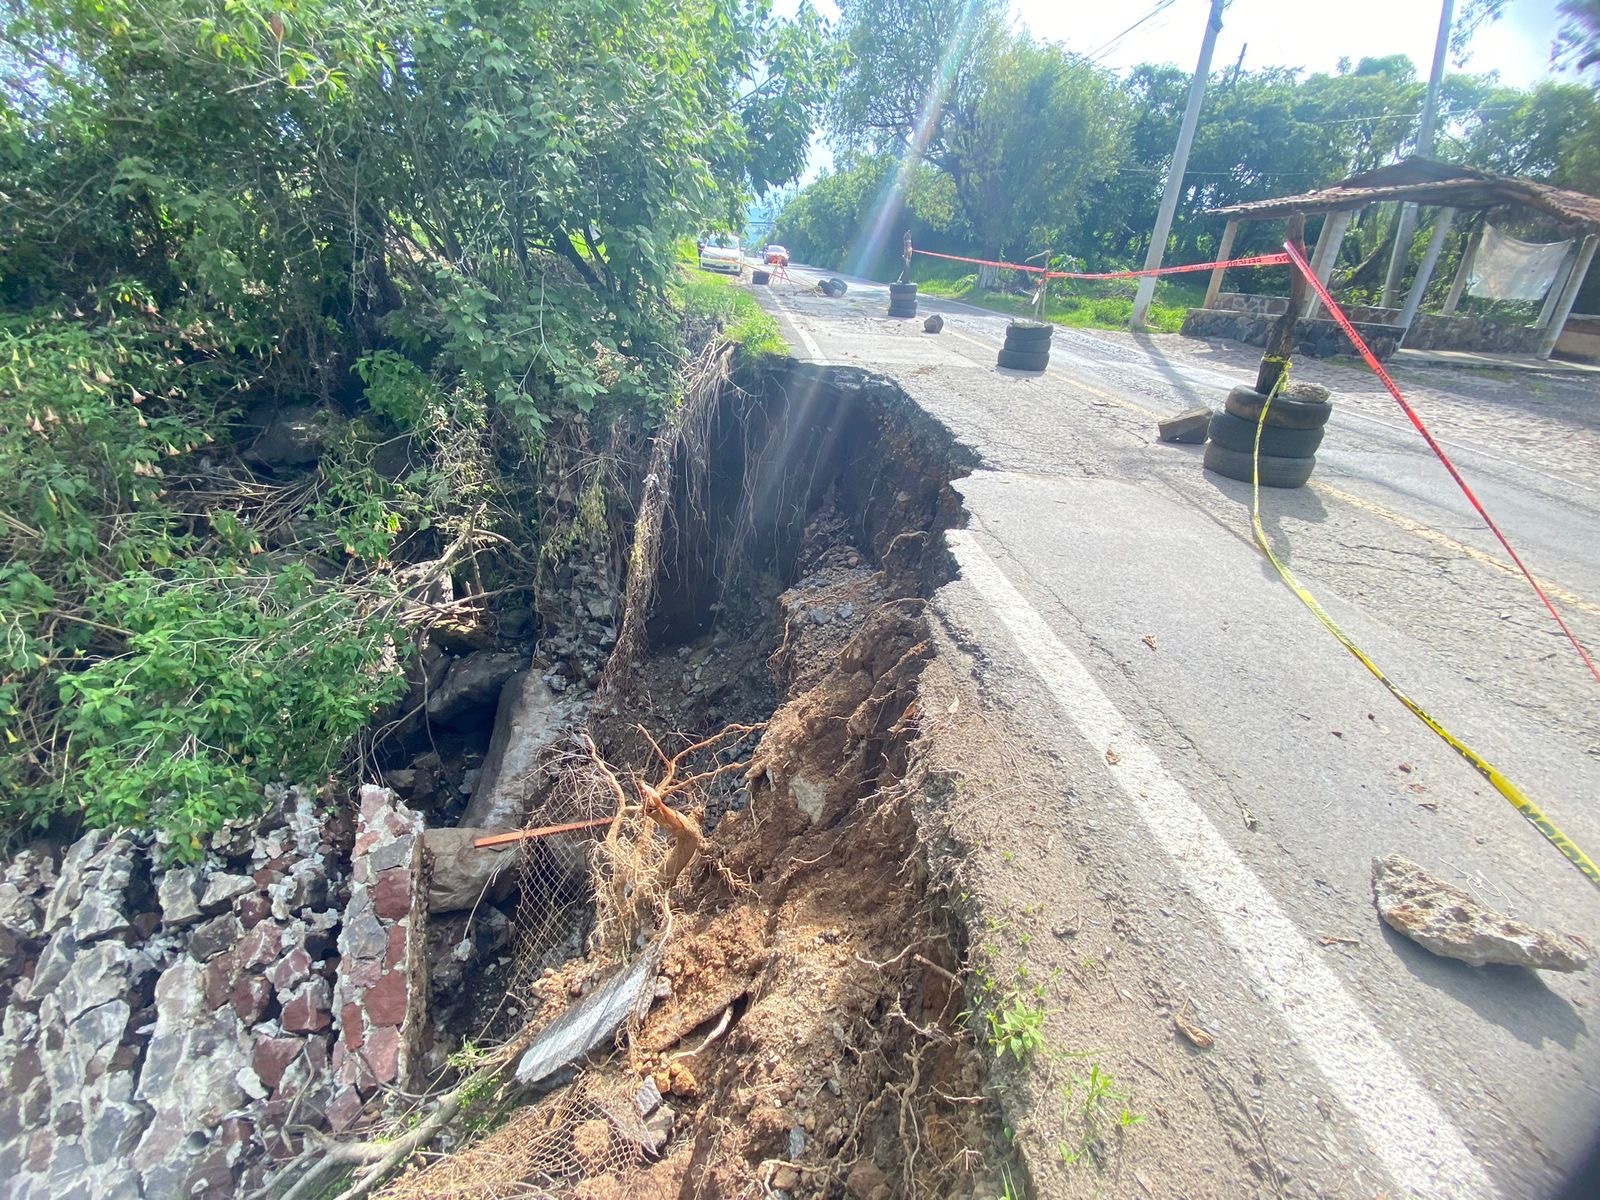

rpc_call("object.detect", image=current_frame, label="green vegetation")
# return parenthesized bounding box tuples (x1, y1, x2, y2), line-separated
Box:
(1057, 1064, 1143, 1168)
(0, 0, 835, 853)
(914, 265, 1200, 334)
(674, 271, 788, 357)
(985, 990, 1050, 1064)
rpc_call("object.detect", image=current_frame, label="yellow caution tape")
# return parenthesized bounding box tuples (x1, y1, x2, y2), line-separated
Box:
(1247, 384, 1600, 893)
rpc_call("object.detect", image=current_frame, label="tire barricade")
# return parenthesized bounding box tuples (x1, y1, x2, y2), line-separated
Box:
(887, 281, 918, 318)
(997, 320, 1053, 371)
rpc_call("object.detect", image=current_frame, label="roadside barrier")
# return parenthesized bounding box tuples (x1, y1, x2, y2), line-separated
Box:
(904, 241, 1600, 889)
(911, 246, 1291, 278)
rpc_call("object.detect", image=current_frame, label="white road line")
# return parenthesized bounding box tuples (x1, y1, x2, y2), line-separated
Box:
(946, 529, 1500, 1200)
(764, 287, 829, 365)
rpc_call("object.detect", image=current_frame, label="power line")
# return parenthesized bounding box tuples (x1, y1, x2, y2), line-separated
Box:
(1087, 0, 1183, 63)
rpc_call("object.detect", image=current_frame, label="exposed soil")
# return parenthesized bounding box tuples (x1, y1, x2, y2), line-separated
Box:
(379, 361, 1015, 1198)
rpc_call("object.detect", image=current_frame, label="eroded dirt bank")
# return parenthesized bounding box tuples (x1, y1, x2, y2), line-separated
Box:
(377, 360, 1025, 1199)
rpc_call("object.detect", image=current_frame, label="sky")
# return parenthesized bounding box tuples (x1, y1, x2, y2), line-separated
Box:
(1017, 0, 1569, 88)
(783, 0, 1585, 182)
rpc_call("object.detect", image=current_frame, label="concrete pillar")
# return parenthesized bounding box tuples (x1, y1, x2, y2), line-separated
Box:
(1538, 233, 1598, 360)
(1303, 210, 1353, 320)
(1203, 219, 1239, 309)
(1535, 244, 1577, 329)
(1398, 207, 1455, 336)
(1442, 225, 1483, 315)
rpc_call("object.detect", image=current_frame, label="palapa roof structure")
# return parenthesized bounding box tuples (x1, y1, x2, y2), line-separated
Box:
(1209, 158, 1600, 234)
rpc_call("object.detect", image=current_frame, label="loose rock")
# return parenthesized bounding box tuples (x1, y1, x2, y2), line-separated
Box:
(421, 828, 518, 913)
(1372, 855, 1590, 971)
(1158, 405, 1212, 444)
(426, 651, 524, 726)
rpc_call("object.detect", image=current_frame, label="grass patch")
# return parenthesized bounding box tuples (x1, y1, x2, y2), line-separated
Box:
(673, 268, 787, 357)
(911, 260, 1200, 334)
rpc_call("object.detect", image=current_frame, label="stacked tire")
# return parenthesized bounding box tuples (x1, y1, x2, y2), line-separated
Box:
(997, 320, 1052, 372)
(888, 282, 918, 318)
(1203, 381, 1331, 489)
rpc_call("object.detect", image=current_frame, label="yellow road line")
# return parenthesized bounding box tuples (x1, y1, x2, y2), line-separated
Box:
(1311, 481, 1600, 619)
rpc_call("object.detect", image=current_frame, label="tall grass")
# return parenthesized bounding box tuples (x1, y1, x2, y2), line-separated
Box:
(672, 269, 788, 357)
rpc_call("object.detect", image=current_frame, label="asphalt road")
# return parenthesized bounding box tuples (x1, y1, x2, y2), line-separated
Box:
(749, 262, 1600, 1199)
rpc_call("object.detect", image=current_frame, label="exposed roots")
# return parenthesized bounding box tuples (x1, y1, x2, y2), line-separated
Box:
(597, 338, 732, 698)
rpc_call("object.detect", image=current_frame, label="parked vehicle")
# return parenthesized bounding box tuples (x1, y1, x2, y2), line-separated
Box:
(699, 237, 744, 276)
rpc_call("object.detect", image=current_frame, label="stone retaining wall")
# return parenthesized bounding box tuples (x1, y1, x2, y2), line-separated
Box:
(1202, 292, 1545, 355)
(1181, 307, 1402, 360)
(329, 786, 429, 1130)
(0, 786, 425, 1198)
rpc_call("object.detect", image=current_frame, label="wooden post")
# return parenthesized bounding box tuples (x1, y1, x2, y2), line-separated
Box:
(1442, 224, 1482, 314)
(1398, 206, 1455, 335)
(1203, 219, 1239, 308)
(1537, 233, 1598, 360)
(1303, 209, 1352, 319)
(1256, 213, 1307, 396)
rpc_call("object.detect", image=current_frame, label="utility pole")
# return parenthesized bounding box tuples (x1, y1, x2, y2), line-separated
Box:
(1380, 0, 1454, 309)
(1131, 0, 1226, 330)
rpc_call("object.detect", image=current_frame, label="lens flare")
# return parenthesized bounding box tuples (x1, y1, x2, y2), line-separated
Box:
(845, 0, 988, 279)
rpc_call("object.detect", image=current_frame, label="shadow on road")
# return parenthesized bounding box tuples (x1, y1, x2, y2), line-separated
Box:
(1130, 329, 1218, 408)
(1379, 923, 1588, 1051)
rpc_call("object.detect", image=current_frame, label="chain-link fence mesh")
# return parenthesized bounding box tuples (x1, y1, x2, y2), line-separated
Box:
(379, 1072, 656, 1200)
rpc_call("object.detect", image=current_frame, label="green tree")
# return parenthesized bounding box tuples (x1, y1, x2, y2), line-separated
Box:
(829, 2, 1125, 269)
(770, 152, 959, 271)
(941, 38, 1125, 264)
(0, 0, 839, 849)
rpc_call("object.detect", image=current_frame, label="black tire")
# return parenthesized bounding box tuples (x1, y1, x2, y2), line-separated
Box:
(1207, 410, 1325, 457)
(888, 302, 918, 318)
(1004, 321, 1054, 347)
(1203, 442, 1316, 488)
(889, 282, 919, 298)
(997, 347, 1050, 372)
(828, 277, 849, 295)
(1224, 385, 1332, 430)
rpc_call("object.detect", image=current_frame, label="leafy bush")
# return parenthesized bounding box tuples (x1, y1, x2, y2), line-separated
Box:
(58, 563, 405, 858)
(0, 0, 838, 852)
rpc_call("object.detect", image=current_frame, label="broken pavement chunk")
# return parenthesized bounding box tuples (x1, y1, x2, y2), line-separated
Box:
(1157, 406, 1211, 444)
(1371, 855, 1590, 972)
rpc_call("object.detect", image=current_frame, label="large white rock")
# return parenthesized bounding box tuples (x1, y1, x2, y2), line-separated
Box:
(1372, 855, 1591, 972)
(463, 671, 581, 831)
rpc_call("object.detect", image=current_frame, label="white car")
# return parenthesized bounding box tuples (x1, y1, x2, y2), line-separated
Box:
(699, 239, 744, 276)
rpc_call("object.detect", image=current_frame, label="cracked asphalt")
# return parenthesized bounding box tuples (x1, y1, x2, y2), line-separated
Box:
(749, 262, 1600, 1198)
